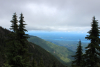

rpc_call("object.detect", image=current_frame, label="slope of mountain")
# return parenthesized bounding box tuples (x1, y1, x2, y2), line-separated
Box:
(26, 31, 90, 53)
(27, 35, 75, 66)
(45, 39, 89, 53)
(0, 26, 65, 67)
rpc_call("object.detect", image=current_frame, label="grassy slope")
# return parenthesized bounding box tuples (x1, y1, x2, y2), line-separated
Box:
(28, 36, 75, 66)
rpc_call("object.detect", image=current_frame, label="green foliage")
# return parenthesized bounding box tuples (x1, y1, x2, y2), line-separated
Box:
(10, 13, 18, 33)
(84, 16, 100, 67)
(0, 27, 12, 67)
(2, 63, 13, 67)
(18, 13, 29, 41)
(39, 58, 45, 67)
(4, 13, 31, 67)
(0, 26, 66, 67)
(0, 13, 67, 67)
(16, 13, 31, 67)
(46, 40, 89, 53)
(5, 32, 22, 67)
(28, 36, 75, 67)
(72, 40, 83, 67)
(31, 59, 38, 67)
(28, 42, 65, 67)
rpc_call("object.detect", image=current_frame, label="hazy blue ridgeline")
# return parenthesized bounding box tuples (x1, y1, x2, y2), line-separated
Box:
(25, 31, 90, 43)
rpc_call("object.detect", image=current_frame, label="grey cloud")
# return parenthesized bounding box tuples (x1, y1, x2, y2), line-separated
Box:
(0, 0, 100, 32)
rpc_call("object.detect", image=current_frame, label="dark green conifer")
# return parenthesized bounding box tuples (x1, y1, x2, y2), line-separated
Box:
(72, 40, 83, 67)
(18, 13, 29, 41)
(84, 16, 100, 67)
(17, 13, 29, 55)
(10, 13, 18, 33)
(4, 13, 22, 67)
(5, 13, 31, 67)
(17, 13, 31, 67)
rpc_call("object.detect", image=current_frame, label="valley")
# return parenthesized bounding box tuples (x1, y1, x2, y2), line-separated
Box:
(44, 40, 89, 53)
(27, 35, 75, 67)
(26, 31, 90, 53)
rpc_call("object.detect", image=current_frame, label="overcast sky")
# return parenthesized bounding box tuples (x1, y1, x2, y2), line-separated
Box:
(0, 0, 100, 33)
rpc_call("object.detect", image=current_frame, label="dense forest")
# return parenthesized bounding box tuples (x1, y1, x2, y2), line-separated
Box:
(0, 13, 100, 67)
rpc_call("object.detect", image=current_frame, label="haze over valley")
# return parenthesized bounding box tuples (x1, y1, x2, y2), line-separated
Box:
(26, 31, 90, 53)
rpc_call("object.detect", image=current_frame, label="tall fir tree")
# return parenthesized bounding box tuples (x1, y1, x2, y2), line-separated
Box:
(72, 40, 83, 67)
(84, 16, 100, 67)
(5, 13, 23, 67)
(18, 13, 29, 41)
(17, 13, 31, 67)
(17, 13, 29, 55)
(10, 13, 18, 33)
(5, 13, 31, 67)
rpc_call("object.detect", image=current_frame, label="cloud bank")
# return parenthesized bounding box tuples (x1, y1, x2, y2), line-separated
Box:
(0, 0, 100, 32)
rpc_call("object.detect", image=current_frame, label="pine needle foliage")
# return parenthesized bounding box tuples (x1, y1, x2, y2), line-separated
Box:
(72, 40, 83, 67)
(10, 13, 18, 33)
(5, 13, 31, 67)
(84, 16, 100, 67)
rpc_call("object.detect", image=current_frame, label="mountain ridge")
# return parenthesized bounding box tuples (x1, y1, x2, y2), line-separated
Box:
(28, 35, 75, 67)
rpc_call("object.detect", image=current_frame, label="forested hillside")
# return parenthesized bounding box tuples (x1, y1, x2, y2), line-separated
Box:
(45, 40, 89, 53)
(0, 13, 66, 67)
(28, 35, 75, 66)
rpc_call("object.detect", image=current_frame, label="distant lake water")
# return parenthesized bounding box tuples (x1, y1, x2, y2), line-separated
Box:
(26, 31, 91, 43)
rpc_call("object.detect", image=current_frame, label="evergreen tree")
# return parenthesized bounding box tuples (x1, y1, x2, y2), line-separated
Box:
(5, 36, 23, 67)
(10, 13, 18, 33)
(17, 13, 29, 55)
(5, 13, 31, 67)
(17, 13, 29, 41)
(4, 13, 23, 67)
(17, 13, 30, 56)
(72, 40, 83, 67)
(84, 16, 100, 67)
(17, 13, 31, 67)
